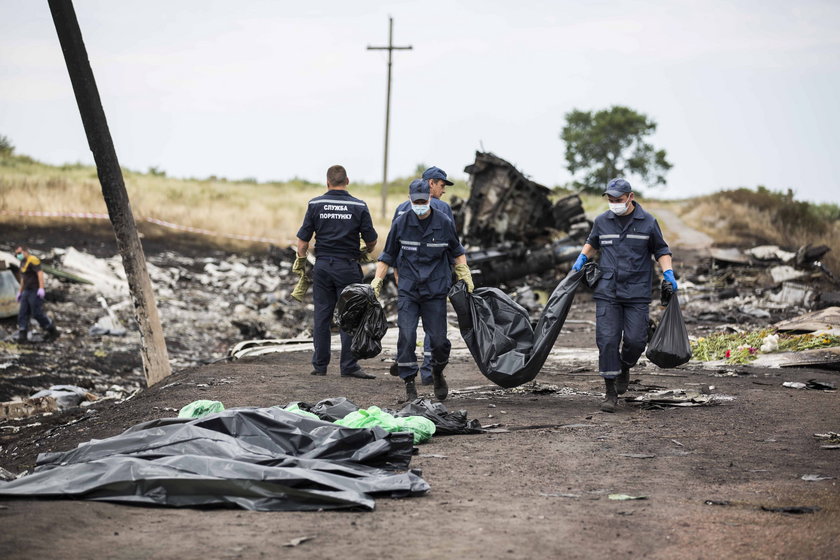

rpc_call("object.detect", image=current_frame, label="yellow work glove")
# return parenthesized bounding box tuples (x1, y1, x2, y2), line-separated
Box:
(454, 263, 474, 293)
(291, 274, 310, 302)
(292, 256, 307, 276)
(370, 277, 383, 299)
(358, 240, 377, 264)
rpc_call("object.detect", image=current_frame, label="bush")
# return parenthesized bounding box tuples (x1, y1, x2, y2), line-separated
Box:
(682, 186, 840, 274)
(0, 134, 14, 156)
(714, 187, 839, 236)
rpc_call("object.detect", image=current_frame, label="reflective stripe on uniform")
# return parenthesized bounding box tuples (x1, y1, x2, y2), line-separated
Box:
(600, 234, 620, 239)
(427, 243, 448, 247)
(401, 240, 421, 246)
(309, 199, 367, 206)
(626, 234, 650, 240)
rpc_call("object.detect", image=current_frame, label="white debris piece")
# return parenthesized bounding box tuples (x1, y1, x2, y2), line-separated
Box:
(30, 385, 96, 410)
(747, 245, 796, 262)
(760, 334, 780, 353)
(769, 266, 809, 284)
(60, 247, 129, 297)
(782, 381, 807, 389)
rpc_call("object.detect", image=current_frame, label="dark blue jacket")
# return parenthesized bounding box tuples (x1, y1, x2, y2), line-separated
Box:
(296, 190, 377, 259)
(379, 209, 465, 298)
(586, 202, 671, 302)
(392, 198, 454, 222)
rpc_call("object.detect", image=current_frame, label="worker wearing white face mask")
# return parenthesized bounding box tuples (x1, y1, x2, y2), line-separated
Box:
(371, 179, 473, 402)
(570, 178, 677, 413)
(388, 167, 456, 386)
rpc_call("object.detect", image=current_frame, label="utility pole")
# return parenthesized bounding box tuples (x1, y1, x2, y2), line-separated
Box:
(367, 17, 412, 218)
(48, 0, 172, 386)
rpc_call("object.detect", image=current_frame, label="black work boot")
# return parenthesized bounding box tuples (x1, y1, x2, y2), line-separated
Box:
(404, 377, 418, 402)
(616, 362, 630, 395)
(16, 330, 28, 344)
(45, 324, 60, 342)
(601, 378, 618, 413)
(431, 365, 448, 401)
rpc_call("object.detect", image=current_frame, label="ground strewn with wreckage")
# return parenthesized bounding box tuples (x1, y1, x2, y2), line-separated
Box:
(1, 224, 839, 559)
(1, 334, 838, 559)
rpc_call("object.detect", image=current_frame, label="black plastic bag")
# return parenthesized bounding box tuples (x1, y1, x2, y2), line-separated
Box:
(336, 284, 388, 359)
(659, 278, 674, 306)
(584, 261, 603, 288)
(0, 408, 426, 511)
(449, 267, 585, 388)
(645, 293, 692, 368)
(392, 399, 484, 435)
(309, 397, 360, 422)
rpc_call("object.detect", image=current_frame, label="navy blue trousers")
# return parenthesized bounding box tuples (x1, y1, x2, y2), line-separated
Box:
(393, 332, 432, 382)
(595, 299, 649, 378)
(396, 293, 450, 380)
(419, 332, 432, 382)
(311, 257, 363, 375)
(18, 290, 52, 332)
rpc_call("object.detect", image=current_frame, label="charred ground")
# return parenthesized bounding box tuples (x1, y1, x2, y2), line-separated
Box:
(0, 223, 838, 560)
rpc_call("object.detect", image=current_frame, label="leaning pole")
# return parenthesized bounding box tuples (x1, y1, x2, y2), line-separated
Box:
(48, 0, 171, 386)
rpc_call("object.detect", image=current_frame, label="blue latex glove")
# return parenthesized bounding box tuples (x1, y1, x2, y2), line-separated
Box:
(572, 253, 588, 272)
(663, 269, 678, 292)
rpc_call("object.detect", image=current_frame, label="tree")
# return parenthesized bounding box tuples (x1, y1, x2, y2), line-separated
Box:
(0, 134, 14, 156)
(560, 106, 672, 193)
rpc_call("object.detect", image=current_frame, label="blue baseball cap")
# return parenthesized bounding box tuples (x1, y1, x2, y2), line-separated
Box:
(409, 178, 431, 202)
(604, 178, 632, 197)
(422, 166, 454, 186)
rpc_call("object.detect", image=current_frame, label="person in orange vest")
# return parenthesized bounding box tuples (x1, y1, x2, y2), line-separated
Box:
(14, 246, 59, 343)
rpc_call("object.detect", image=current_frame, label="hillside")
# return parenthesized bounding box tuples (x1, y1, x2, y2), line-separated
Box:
(0, 152, 469, 250)
(2, 151, 838, 274)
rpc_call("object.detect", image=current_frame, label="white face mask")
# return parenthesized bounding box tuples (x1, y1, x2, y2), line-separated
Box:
(609, 201, 629, 215)
(412, 204, 430, 216)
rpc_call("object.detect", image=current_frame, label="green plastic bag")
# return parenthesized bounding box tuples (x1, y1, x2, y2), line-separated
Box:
(178, 399, 225, 419)
(335, 406, 435, 444)
(279, 403, 321, 420)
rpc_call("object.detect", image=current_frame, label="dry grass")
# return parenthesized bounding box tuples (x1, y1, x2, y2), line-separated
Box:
(6, 155, 837, 273)
(677, 188, 840, 273)
(0, 154, 470, 248)
(571, 189, 840, 275)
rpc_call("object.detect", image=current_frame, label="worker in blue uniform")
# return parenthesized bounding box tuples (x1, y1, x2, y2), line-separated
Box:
(571, 178, 678, 412)
(372, 178, 474, 402)
(389, 166, 455, 386)
(296, 165, 378, 379)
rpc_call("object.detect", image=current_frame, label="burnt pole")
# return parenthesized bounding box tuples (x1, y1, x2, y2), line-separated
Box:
(367, 17, 412, 218)
(48, 0, 171, 386)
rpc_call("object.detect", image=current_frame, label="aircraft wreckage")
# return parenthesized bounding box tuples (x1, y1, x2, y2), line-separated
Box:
(451, 151, 590, 287)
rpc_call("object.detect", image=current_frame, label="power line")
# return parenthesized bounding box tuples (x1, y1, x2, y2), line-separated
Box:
(367, 17, 412, 218)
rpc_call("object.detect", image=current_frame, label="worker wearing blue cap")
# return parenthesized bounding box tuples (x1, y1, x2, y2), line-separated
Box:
(570, 178, 677, 413)
(372, 178, 473, 402)
(389, 166, 455, 385)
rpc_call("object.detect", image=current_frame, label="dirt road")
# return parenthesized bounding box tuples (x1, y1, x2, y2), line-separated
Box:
(1, 218, 838, 559)
(2, 291, 839, 559)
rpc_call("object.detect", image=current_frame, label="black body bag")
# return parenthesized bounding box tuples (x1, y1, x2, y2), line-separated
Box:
(449, 268, 585, 388)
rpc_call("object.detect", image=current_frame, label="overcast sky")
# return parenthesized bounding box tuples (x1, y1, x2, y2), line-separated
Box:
(1, 0, 838, 203)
